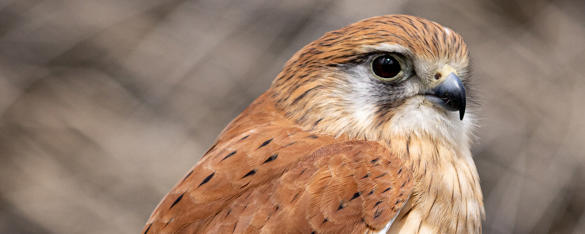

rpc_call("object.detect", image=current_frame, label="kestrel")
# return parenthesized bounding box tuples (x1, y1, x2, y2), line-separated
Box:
(144, 15, 484, 233)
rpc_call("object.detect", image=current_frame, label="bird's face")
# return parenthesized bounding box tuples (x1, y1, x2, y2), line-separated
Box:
(272, 15, 474, 145)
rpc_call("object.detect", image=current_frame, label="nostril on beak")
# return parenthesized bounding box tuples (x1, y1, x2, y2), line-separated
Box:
(434, 73, 442, 80)
(425, 72, 466, 120)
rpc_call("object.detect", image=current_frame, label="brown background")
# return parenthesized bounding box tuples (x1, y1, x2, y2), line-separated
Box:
(0, 0, 584, 233)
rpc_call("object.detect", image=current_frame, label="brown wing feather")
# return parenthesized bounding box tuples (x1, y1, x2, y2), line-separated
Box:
(143, 94, 412, 233)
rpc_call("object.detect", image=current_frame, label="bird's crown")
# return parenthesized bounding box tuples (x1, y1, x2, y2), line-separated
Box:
(270, 15, 473, 145)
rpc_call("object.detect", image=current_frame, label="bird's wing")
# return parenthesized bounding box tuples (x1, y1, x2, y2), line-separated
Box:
(143, 104, 412, 233)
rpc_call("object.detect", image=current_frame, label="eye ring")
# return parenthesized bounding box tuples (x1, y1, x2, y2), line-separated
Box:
(371, 54, 403, 81)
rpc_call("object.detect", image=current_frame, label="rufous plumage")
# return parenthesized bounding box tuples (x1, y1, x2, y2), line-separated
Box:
(144, 14, 484, 234)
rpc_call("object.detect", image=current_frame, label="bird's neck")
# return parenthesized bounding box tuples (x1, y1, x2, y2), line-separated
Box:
(386, 134, 484, 233)
(264, 91, 484, 232)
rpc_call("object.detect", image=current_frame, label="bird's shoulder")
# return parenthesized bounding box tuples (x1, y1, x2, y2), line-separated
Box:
(144, 95, 412, 233)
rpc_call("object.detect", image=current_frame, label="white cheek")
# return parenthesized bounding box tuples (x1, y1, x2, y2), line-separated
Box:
(335, 63, 474, 145)
(389, 97, 474, 146)
(401, 77, 423, 95)
(344, 66, 378, 129)
(352, 101, 376, 128)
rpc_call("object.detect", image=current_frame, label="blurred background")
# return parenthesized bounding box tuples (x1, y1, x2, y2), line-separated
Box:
(0, 0, 584, 233)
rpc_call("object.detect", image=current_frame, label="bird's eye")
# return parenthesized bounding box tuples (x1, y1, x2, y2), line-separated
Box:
(371, 54, 403, 81)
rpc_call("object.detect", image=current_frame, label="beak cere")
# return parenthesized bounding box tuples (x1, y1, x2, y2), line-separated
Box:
(425, 73, 466, 120)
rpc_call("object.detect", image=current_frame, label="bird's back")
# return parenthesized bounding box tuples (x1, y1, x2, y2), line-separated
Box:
(143, 92, 411, 233)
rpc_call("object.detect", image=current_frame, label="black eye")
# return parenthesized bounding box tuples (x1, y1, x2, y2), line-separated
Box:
(371, 55, 402, 80)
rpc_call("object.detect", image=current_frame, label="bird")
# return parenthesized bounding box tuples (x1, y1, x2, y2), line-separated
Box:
(143, 15, 484, 234)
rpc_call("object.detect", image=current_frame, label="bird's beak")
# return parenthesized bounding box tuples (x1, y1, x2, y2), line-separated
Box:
(425, 65, 466, 120)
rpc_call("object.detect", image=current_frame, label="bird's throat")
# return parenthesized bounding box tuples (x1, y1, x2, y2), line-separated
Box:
(267, 91, 484, 233)
(385, 134, 484, 233)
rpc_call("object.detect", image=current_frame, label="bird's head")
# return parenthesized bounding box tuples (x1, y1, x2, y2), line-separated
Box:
(271, 15, 475, 146)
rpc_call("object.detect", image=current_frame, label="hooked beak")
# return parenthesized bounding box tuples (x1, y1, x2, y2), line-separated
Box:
(425, 66, 466, 120)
